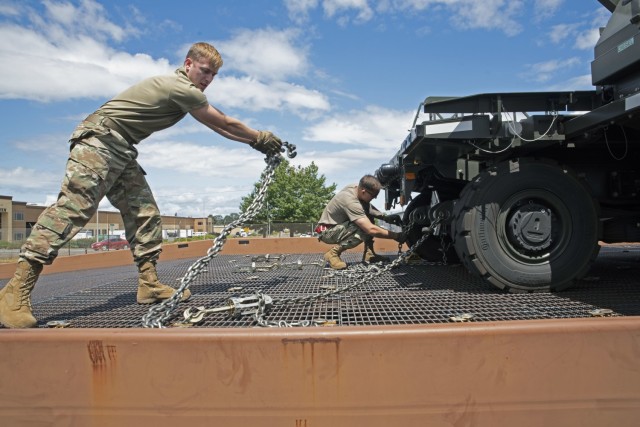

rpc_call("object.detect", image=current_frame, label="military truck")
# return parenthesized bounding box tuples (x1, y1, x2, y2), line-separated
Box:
(375, 0, 640, 292)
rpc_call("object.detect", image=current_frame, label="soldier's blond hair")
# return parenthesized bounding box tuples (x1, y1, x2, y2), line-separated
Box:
(186, 42, 223, 70)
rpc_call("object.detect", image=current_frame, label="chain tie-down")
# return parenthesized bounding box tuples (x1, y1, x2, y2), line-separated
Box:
(179, 218, 443, 327)
(181, 294, 274, 324)
(234, 259, 325, 273)
(141, 142, 296, 328)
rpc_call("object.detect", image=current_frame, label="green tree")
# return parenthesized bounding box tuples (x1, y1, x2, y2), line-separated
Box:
(239, 160, 336, 222)
(223, 213, 240, 224)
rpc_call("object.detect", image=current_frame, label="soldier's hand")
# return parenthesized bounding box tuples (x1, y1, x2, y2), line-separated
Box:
(384, 214, 402, 226)
(251, 131, 283, 155)
(393, 230, 407, 244)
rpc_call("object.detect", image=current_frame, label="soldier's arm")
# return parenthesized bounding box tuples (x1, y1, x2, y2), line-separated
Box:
(190, 104, 258, 144)
(354, 217, 400, 240)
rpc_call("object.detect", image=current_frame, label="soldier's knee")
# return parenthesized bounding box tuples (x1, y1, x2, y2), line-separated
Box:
(33, 211, 73, 240)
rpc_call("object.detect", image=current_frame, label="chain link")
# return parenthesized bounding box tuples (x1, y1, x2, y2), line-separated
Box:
(250, 218, 443, 327)
(141, 143, 295, 328)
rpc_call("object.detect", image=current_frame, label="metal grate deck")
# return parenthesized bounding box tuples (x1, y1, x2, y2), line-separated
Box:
(9, 245, 640, 328)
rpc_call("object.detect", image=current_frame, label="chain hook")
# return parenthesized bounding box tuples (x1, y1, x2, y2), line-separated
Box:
(282, 141, 297, 158)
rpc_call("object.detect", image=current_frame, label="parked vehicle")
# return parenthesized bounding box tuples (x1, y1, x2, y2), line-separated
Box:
(91, 237, 130, 251)
(375, 0, 640, 292)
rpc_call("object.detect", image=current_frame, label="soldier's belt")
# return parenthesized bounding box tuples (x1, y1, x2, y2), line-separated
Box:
(84, 114, 136, 146)
(314, 224, 335, 233)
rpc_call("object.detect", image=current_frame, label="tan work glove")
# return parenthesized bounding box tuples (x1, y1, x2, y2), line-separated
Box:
(251, 131, 283, 155)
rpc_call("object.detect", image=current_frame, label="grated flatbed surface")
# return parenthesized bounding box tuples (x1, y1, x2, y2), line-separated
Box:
(5, 245, 640, 328)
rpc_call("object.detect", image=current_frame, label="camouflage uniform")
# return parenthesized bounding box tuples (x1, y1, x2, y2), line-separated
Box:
(22, 121, 162, 266)
(21, 66, 208, 267)
(318, 220, 371, 251)
(317, 184, 383, 251)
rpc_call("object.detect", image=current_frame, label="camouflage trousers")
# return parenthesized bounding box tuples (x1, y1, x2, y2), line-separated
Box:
(22, 122, 163, 266)
(318, 221, 372, 250)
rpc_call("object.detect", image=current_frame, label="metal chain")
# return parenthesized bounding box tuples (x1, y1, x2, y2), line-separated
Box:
(141, 143, 296, 328)
(402, 208, 451, 267)
(251, 217, 443, 327)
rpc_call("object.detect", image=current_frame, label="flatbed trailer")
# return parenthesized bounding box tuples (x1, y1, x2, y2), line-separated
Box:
(1, 240, 639, 426)
(3, 1, 640, 425)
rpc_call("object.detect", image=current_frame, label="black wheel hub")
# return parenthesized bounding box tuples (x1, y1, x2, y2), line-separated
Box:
(507, 201, 553, 253)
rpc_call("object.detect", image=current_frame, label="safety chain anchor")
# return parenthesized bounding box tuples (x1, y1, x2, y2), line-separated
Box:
(234, 258, 325, 273)
(180, 294, 274, 325)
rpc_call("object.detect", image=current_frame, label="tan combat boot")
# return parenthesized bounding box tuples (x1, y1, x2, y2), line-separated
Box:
(363, 247, 389, 263)
(137, 261, 191, 304)
(363, 239, 389, 263)
(323, 246, 347, 270)
(0, 258, 43, 328)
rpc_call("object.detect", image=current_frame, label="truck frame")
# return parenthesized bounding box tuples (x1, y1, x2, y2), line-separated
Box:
(376, 0, 640, 292)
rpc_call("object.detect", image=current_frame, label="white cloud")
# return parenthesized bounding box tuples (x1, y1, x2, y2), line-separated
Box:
(521, 57, 582, 83)
(135, 139, 274, 215)
(40, 0, 130, 42)
(545, 73, 593, 91)
(214, 28, 310, 81)
(323, 0, 374, 24)
(549, 23, 580, 44)
(286, 0, 375, 25)
(0, 1, 21, 17)
(548, 8, 609, 50)
(11, 133, 70, 158)
(287, 0, 527, 35)
(574, 27, 600, 50)
(303, 105, 414, 149)
(0, 1, 173, 101)
(138, 140, 265, 178)
(534, 0, 563, 21)
(284, 0, 320, 25)
(448, 0, 524, 36)
(0, 167, 61, 190)
(0, 5, 329, 116)
(209, 76, 330, 115)
(151, 185, 251, 218)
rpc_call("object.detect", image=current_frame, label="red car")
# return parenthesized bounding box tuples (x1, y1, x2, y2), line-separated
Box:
(91, 237, 130, 251)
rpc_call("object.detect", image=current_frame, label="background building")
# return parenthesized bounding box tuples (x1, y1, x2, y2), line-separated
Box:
(0, 195, 207, 243)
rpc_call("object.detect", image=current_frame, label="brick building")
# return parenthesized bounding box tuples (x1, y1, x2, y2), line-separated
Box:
(0, 195, 210, 243)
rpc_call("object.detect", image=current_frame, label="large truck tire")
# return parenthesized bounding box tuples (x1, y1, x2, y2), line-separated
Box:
(452, 158, 600, 292)
(402, 192, 458, 263)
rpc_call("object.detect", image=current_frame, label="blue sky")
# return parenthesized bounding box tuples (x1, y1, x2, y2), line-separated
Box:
(0, 0, 609, 217)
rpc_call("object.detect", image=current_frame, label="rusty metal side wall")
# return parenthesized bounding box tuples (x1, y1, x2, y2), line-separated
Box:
(1, 318, 639, 427)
